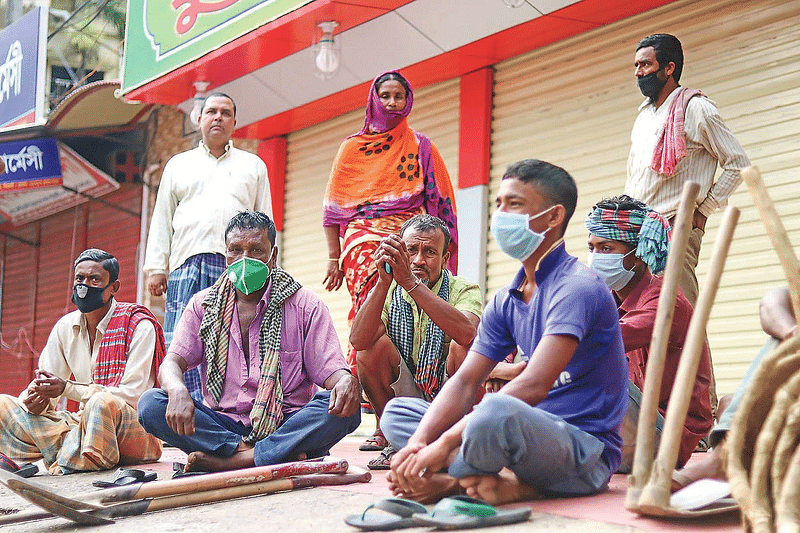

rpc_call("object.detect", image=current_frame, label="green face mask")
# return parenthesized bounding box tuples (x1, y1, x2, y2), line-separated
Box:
(227, 257, 270, 295)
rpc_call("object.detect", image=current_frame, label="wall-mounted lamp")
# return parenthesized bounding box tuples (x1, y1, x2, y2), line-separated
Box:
(501, 0, 527, 7)
(314, 21, 340, 79)
(189, 81, 210, 129)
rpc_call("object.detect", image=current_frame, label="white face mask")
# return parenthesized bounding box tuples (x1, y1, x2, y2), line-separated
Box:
(490, 206, 555, 261)
(587, 249, 636, 291)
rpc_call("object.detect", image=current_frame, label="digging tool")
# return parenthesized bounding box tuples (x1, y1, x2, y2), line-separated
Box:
(0, 466, 370, 525)
(0, 458, 350, 525)
(625, 181, 699, 511)
(636, 205, 740, 517)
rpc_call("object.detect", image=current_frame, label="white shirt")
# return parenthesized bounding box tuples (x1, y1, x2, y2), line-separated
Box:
(625, 87, 750, 218)
(144, 141, 273, 274)
(31, 300, 157, 410)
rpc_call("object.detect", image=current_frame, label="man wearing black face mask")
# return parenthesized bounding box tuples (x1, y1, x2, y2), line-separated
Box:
(0, 249, 166, 474)
(626, 33, 749, 308)
(625, 34, 749, 417)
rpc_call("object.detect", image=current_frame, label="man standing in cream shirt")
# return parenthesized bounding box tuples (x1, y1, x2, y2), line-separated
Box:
(144, 93, 272, 399)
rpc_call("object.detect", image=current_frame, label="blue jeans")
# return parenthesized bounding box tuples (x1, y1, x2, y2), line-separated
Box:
(618, 380, 665, 474)
(138, 389, 360, 466)
(381, 394, 611, 496)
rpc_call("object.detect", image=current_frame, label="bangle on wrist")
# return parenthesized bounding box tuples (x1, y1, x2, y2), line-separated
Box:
(327, 257, 339, 262)
(407, 277, 421, 293)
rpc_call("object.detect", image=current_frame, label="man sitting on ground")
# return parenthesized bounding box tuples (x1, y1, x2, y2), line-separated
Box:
(0, 249, 165, 474)
(383, 159, 627, 503)
(350, 214, 481, 470)
(585, 195, 713, 473)
(138, 211, 361, 472)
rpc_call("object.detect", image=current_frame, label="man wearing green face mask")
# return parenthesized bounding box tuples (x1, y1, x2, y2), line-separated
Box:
(138, 211, 361, 472)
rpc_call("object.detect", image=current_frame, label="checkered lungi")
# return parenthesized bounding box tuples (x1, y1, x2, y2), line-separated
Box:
(164, 253, 227, 400)
(0, 392, 162, 474)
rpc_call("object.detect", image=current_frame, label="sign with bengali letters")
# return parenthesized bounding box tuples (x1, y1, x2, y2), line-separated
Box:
(0, 138, 62, 191)
(0, 7, 46, 128)
(121, 0, 312, 95)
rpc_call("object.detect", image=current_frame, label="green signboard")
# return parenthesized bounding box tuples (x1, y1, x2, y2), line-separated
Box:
(122, 0, 312, 95)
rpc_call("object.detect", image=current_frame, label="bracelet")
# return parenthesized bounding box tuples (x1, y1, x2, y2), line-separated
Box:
(407, 277, 421, 293)
(327, 257, 339, 262)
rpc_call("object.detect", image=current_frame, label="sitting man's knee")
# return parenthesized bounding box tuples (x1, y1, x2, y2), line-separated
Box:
(137, 388, 168, 426)
(84, 391, 124, 413)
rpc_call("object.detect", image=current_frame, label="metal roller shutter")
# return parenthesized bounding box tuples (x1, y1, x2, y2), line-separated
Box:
(283, 79, 460, 351)
(488, 0, 800, 395)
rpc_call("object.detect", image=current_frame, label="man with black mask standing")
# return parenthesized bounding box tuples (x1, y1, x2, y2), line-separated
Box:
(625, 34, 749, 414)
(0, 249, 166, 474)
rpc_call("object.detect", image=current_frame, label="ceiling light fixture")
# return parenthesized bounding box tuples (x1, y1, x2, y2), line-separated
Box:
(502, 0, 527, 7)
(314, 21, 340, 79)
(189, 81, 210, 129)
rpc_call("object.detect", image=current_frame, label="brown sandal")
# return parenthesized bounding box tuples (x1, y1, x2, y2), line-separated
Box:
(359, 429, 388, 451)
(368, 446, 397, 470)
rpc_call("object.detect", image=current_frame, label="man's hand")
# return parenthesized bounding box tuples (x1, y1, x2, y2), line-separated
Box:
(32, 369, 66, 398)
(322, 261, 344, 292)
(692, 210, 707, 231)
(327, 373, 360, 417)
(23, 388, 50, 415)
(148, 273, 168, 297)
(165, 388, 196, 436)
(377, 235, 416, 290)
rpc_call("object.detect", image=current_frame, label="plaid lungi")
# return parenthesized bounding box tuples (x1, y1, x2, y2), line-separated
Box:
(165, 253, 226, 400)
(0, 392, 161, 474)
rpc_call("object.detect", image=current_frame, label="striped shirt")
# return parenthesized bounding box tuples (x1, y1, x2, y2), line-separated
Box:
(625, 87, 749, 219)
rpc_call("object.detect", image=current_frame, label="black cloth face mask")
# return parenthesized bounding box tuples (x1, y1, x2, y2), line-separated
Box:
(637, 71, 667, 100)
(72, 283, 111, 313)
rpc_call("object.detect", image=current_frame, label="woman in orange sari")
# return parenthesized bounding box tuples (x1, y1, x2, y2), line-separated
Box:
(322, 71, 458, 450)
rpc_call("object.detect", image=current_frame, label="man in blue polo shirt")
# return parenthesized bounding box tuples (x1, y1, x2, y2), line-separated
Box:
(383, 159, 627, 504)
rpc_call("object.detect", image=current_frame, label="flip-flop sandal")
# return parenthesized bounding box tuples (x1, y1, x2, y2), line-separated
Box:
(92, 468, 157, 487)
(171, 462, 211, 479)
(360, 430, 389, 452)
(345, 497, 427, 530)
(367, 446, 397, 471)
(0, 452, 38, 478)
(414, 495, 531, 530)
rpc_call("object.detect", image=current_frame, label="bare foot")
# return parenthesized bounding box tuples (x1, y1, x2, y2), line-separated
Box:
(670, 439, 728, 492)
(186, 442, 255, 472)
(459, 469, 541, 505)
(386, 469, 460, 504)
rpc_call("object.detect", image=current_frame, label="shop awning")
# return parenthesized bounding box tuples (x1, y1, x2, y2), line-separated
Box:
(121, 0, 677, 140)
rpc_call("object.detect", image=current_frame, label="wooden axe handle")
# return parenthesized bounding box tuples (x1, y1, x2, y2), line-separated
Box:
(638, 205, 740, 514)
(626, 181, 700, 510)
(742, 165, 800, 321)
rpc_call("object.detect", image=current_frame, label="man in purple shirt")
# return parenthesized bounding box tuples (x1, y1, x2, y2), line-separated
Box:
(138, 211, 360, 472)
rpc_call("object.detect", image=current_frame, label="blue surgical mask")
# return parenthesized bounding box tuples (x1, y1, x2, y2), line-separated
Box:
(587, 250, 636, 291)
(490, 207, 554, 261)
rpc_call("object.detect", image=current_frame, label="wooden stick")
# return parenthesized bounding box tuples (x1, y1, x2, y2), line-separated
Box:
(625, 181, 700, 511)
(638, 205, 740, 515)
(87, 458, 348, 504)
(742, 165, 800, 321)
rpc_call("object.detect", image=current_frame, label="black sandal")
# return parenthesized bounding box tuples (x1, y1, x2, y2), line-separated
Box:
(0, 451, 38, 478)
(92, 468, 157, 487)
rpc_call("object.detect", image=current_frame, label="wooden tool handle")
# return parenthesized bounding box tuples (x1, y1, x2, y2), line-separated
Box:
(625, 181, 700, 510)
(638, 205, 740, 515)
(742, 165, 800, 322)
(89, 458, 348, 504)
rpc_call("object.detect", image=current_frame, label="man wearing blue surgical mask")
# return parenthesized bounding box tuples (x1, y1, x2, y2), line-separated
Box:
(138, 211, 360, 472)
(384, 159, 627, 505)
(585, 195, 713, 474)
(0, 249, 165, 474)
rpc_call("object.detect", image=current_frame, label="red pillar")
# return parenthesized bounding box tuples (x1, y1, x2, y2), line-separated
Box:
(257, 137, 287, 231)
(458, 68, 493, 189)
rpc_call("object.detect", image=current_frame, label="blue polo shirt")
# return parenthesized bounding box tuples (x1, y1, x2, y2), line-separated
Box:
(471, 243, 627, 471)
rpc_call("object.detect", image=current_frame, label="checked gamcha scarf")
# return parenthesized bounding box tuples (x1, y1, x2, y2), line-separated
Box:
(387, 269, 449, 398)
(199, 267, 301, 445)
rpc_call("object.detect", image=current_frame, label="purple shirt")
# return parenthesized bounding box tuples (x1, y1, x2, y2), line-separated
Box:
(169, 284, 348, 425)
